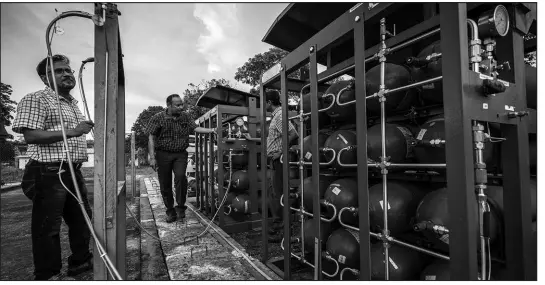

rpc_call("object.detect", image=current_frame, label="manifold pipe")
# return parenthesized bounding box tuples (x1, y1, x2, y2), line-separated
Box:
(340, 268, 359, 280)
(338, 207, 450, 261)
(467, 19, 480, 72)
(46, 10, 122, 280)
(280, 194, 338, 222)
(279, 148, 336, 166)
(288, 93, 336, 120)
(280, 238, 340, 278)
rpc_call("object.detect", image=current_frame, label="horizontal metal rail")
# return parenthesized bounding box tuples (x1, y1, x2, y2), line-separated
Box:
(280, 148, 337, 166)
(280, 195, 338, 223)
(288, 93, 336, 120)
(280, 238, 340, 278)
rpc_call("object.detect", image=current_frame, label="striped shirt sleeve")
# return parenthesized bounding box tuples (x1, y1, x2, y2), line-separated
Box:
(12, 93, 48, 133)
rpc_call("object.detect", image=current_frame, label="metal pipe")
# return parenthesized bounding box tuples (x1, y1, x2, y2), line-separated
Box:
(366, 76, 443, 101)
(389, 27, 441, 54)
(340, 267, 359, 280)
(338, 208, 450, 261)
(131, 131, 136, 198)
(378, 17, 390, 281)
(337, 147, 381, 168)
(466, 19, 480, 72)
(288, 93, 336, 120)
(46, 10, 121, 281)
(280, 238, 340, 278)
(298, 86, 306, 257)
(280, 148, 336, 166)
(335, 85, 354, 106)
(473, 122, 490, 280)
(280, 195, 337, 222)
(388, 163, 447, 169)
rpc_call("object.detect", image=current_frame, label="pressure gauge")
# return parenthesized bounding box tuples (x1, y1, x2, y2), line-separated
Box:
(235, 117, 244, 127)
(478, 5, 510, 38)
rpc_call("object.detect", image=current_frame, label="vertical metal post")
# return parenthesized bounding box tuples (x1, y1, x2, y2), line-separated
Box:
(280, 65, 292, 280)
(217, 109, 225, 227)
(260, 81, 270, 263)
(204, 120, 210, 214)
(131, 131, 136, 198)
(208, 116, 215, 214)
(353, 11, 372, 281)
(195, 124, 201, 208)
(439, 3, 478, 280)
(309, 45, 322, 280)
(499, 14, 533, 278)
(93, 3, 126, 280)
(248, 98, 258, 215)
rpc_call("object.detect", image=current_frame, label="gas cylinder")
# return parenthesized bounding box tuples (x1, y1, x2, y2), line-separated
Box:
(366, 63, 417, 115)
(367, 123, 415, 163)
(324, 130, 357, 171)
(370, 242, 427, 280)
(413, 117, 497, 170)
(299, 176, 336, 213)
(414, 187, 500, 251)
(224, 192, 238, 205)
(410, 40, 443, 105)
(324, 178, 359, 226)
(301, 133, 330, 163)
(231, 170, 249, 191)
(230, 150, 248, 168)
(326, 228, 361, 268)
(368, 182, 428, 235)
(302, 91, 331, 127)
(484, 178, 537, 222)
(303, 218, 334, 253)
(322, 80, 356, 123)
(231, 194, 251, 214)
(214, 168, 230, 186)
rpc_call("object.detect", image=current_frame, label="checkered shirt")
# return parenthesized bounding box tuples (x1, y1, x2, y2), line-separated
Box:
(12, 87, 88, 163)
(145, 110, 197, 153)
(267, 107, 298, 158)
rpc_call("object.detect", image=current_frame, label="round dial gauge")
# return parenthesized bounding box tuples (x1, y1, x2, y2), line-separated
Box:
(235, 117, 244, 126)
(478, 5, 510, 38)
(493, 5, 509, 37)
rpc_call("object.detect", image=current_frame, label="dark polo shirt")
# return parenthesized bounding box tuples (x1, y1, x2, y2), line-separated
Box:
(145, 110, 197, 152)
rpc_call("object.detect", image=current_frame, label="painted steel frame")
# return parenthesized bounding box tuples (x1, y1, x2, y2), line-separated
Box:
(93, 3, 127, 280)
(194, 100, 267, 233)
(261, 2, 535, 281)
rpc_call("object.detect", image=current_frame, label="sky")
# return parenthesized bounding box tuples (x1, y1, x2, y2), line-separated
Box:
(1, 2, 287, 138)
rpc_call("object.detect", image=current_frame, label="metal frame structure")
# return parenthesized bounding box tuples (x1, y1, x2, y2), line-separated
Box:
(261, 2, 536, 281)
(194, 87, 268, 233)
(93, 3, 127, 280)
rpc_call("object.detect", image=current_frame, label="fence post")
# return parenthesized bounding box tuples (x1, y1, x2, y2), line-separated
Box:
(131, 131, 136, 198)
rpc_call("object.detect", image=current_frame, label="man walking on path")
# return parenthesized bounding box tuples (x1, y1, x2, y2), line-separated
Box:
(146, 94, 215, 223)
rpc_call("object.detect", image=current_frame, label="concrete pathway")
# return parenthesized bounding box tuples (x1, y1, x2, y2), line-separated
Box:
(143, 177, 280, 281)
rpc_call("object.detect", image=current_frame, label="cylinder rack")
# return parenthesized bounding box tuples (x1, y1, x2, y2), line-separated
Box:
(259, 3, 536, 281)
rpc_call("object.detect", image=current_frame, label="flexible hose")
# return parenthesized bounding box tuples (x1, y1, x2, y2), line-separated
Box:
(45, 10, 122, 280)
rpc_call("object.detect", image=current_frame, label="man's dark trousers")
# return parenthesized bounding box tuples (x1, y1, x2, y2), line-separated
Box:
(268, 158, 283, 223)
(22, 160, 92, 280)
(156, 150, 189, 216)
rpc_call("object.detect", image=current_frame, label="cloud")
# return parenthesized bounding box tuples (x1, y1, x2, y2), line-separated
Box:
(193, 4, 248, 74)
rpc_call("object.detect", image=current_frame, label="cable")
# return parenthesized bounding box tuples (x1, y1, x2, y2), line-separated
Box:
(45, 10, 122, 280)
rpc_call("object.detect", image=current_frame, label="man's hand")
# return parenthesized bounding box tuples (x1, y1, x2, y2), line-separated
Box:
(149, 157, 157, 171)
(72, 121, 94, 137)
(272, 152, 282, 161)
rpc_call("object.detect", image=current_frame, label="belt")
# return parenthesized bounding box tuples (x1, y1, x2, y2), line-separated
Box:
(28, 159, 83, 171)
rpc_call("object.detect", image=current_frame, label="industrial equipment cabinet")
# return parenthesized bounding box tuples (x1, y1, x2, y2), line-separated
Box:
(259, 3, 536, 281)
(194, 85, 267, 233)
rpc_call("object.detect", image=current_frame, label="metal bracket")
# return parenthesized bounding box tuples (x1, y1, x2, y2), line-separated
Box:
(106, 216, 114, 229)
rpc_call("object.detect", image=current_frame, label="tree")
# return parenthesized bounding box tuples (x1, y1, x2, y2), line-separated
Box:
(131, 106, 165, 151)
(0, 141, 16, 163)
(1, 83, 17, 126)
(182, 78, 231, 120)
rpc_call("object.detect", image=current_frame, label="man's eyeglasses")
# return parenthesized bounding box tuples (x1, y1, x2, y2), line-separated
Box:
(50, 68, 75, 75)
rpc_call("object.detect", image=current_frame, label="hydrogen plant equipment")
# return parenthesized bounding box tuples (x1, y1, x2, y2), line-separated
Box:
(258, 2, 536, 281)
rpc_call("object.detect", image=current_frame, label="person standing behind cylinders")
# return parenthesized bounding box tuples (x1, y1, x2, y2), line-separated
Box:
(265, 90, 299, 242)
(145, 94, 215, 223)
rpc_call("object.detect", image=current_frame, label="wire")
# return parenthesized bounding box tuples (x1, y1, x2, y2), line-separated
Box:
(45, 10, 122, 280)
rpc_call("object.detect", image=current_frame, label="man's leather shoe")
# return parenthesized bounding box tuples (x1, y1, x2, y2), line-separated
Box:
(166, 214, 177, 223)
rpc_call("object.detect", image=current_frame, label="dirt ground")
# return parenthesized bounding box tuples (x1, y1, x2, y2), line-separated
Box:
(0, 166, 155, 281)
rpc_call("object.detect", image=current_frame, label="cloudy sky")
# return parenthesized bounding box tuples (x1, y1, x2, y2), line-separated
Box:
(1, 2, 286, 137)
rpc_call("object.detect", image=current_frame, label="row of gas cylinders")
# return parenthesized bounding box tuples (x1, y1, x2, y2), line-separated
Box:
(288, 117, 537, 174)
(303, 218, 537, 280)
(301, 40, 537, 125)
(294, 177, 537, 280)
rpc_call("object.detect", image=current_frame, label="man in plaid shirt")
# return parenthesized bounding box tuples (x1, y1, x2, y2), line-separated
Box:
(12, 54, 94, 280)
(145, 94, 215, 223)
(265, 90, 298, 242)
